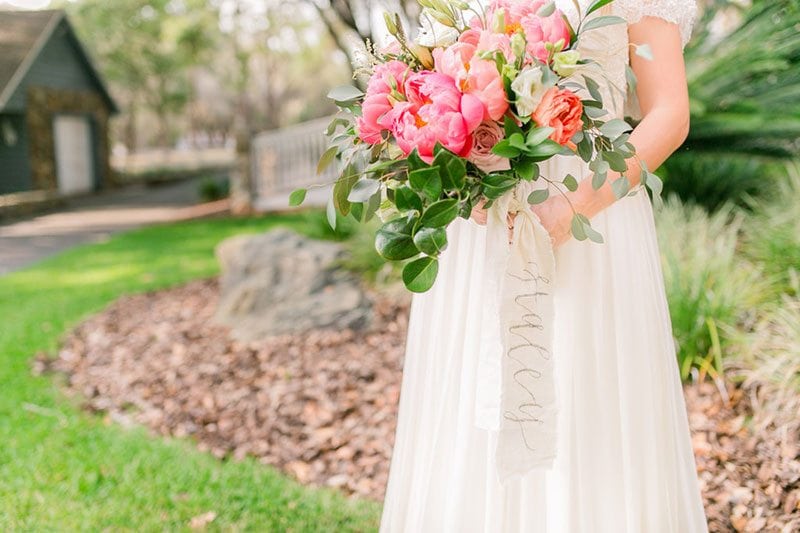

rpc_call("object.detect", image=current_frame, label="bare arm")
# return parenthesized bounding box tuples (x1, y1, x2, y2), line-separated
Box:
(573, 16, 692, 218)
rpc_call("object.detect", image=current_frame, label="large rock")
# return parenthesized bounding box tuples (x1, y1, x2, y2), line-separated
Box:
(214, 229, 373, 340)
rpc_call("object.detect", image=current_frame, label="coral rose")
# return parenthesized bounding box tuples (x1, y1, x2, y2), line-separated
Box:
(532, 87, 584, 147)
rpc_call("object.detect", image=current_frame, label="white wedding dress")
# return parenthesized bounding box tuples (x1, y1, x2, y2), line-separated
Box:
(379, 1, 709, 532)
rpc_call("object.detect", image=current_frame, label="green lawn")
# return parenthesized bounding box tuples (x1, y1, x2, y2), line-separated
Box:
(0, 213, 381, 531)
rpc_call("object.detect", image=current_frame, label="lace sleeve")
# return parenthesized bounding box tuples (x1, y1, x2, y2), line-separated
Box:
(613, 0, 699, 49)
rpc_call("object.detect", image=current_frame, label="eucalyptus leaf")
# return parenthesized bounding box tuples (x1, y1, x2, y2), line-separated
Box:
(364, 190, 382, 222)
(602, 150, 629, 172)
(327, 85, 364, 102)
(571, 214, 588, 241)
(583, 105, 608, 119)
(537, 1, 556, 17)
(333, 167, 359, 216)
(348, 178, 381, 203)
(317, 146, 339, 175)
(326, 196, 337, 230)
(583, 75, 603, 103)
(581, 15, 626, 32)
(599, 119, 633, 139)
(528, 189, 550, 204)
(563, 174, 578, 192)
(586, 0, 614, 15)
(611, 176, 630, 199)
(584, 222, 605, 243)
(634, 43, 654, 61)
(289, 188, 307, 207)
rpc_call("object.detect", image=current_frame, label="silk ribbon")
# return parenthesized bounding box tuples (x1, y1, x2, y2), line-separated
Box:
(473, 183, 559, 484)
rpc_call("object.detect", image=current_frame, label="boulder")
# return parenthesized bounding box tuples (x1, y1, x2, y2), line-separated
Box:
(214, 229, 373, 340)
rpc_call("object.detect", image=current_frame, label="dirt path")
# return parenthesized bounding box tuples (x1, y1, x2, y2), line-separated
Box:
(0, 179, 228, 275)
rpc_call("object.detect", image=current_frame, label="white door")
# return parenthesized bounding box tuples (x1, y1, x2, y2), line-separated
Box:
(53, 115, 94, 195)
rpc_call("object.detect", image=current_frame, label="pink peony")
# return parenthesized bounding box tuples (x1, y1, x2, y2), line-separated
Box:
(532, 87, 584, 148)
(356, 60, 411, 144)
(478, 0, 546, 31)
(520, 11, 572, 63)
(433, 41, 509, 122)
(390, 71, 483, 162)
(468, 121, 511, 173)
(470, 0, 571, 65)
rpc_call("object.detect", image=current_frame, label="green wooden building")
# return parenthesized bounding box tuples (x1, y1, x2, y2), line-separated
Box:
(0, 9, 118, 197)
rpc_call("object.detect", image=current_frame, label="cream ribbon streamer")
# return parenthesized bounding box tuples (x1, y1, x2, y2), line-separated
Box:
(473, 183, 559, 484)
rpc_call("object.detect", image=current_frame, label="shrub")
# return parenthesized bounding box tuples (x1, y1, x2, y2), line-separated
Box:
(742, 165, 800, 297)
(655, 195, 768, 380)
(198, 176, 231, 202)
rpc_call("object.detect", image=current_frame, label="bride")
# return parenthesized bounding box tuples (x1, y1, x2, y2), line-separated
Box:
(379, 0, 709, 531)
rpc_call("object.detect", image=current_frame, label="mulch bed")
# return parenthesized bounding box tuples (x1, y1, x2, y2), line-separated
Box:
(37, 278, 799, 532)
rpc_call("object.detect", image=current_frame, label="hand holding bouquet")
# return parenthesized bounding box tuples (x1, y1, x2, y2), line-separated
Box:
(291, 0, 663, 292)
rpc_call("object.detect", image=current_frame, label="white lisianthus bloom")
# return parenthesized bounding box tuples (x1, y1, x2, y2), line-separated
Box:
(511, 66, 550, 117)
(415, 10, 459, 48)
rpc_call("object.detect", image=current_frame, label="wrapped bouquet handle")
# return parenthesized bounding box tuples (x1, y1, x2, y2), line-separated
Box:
(474, 185, 559, 484)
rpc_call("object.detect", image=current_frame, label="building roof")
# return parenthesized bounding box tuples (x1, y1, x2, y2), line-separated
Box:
(0, 9, 118, 113)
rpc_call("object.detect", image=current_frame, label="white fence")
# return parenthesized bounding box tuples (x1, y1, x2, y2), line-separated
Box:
(251, 116, 336, 211)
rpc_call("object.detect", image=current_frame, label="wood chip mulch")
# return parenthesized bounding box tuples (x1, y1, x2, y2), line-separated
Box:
(36, 278, 799, 532)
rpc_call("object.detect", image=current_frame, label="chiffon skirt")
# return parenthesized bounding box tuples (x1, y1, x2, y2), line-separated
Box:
(379, 157, 709, 532)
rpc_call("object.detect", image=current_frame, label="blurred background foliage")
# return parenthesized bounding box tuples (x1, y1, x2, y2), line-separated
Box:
(44, 0, 799, 380)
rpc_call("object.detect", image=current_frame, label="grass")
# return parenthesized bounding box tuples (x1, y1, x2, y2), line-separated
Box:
(0, 212, 381, 531)
(654, 196, 768, 380)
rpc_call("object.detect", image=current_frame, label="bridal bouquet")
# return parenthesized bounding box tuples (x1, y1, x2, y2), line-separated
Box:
(291, 0, 662, 292)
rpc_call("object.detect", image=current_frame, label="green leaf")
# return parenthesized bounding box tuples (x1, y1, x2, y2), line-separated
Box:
(350, 202, 364, 222)
(289, 188, 307, 207)
(348, 178, 381, 203)
(491, 140, 521, 159)
(644, 170, 664, 198)
(586, 0, 614, 15)
(394, 186, 423, 212)
(375, 217, 419, 260)
(364, 190, 382, 222)
(537, 1, 556, 17)
(583, 76, 603, 103)
(563, 174, 578, 191)
(526, 126, 555, 147)
(599, 119, 633, 140)
(327, 85, 364, 102)
(503, 115, 524, 137)
(403, 256, 439, 293)
(583, 105, 608, 119)
(611, 176, 630, 199)
(434, 148, 467, 191)
(571, 214, 588, 241)
(317, 146, 339, 175)
(413, 227, 448, 256)
(406, 149, 427, 171)
(591, 172, 607, 190)
(526, 139, 564, 159)
(516, 159, 539, 181)
(326, 196, 337, 230)
(333, 167, 359, 216)
(581, 15, 626, 33)
(409, 167, 443, 201)
(527, 189, 550, 204)
(419, 199, 459, 228)
(634, 43, 654, 61)
(602, 150, 629, 173)
(577, 136, 593, 162)
(584, 222, 604, 243)
(509, 133, 527, 150)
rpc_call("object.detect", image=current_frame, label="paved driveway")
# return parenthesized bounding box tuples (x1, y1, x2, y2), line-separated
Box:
(0, 179, 228, 275)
